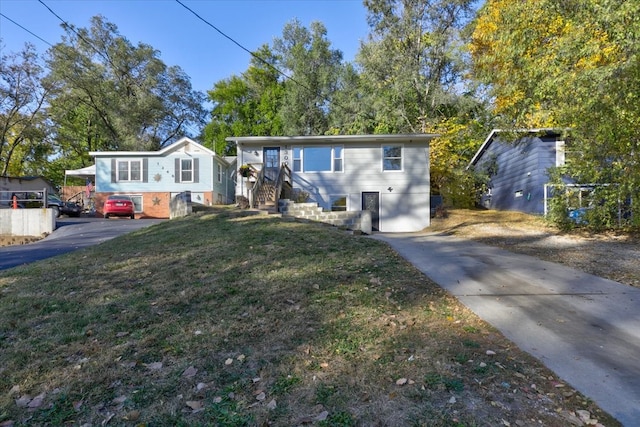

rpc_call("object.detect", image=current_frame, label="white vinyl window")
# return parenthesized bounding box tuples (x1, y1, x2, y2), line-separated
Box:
(217, 163, 223, 183)
(180, 159, 193, 182)
(117, 160, 142, 182)
(293, 146, 344, 172)
(382, 145, 402, 171)
(293, 147, 302, 172)
(333, 146, 343, 172)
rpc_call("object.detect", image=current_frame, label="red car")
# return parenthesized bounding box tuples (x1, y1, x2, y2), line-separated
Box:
(103, 195, 135, 219)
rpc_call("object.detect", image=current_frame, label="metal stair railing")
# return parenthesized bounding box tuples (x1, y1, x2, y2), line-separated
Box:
(249, 165, 265, 208)
(274, 163, 292, 203)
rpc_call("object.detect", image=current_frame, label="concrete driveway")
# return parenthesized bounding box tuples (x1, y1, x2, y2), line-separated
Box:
(0, 216, 165, 270)
(373, 232, 640, 427)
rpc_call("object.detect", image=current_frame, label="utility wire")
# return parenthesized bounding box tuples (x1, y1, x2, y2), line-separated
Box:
(0, 12, 53, 47)
(37, 0, 123, 72)
(175, 0, 356, 117)
(174, 0, 310, 93)
(35, 0, 201, 146)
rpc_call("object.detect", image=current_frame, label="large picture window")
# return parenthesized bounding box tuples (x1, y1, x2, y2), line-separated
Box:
(382, 145, 402, 171)
(304, 146, 331, 171)
(117, 160, 142, 182)
(293, 146, 344, 173)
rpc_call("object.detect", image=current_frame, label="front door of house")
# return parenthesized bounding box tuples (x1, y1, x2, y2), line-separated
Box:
(362, 192, 380, 231)
(263, 147, 280, 182)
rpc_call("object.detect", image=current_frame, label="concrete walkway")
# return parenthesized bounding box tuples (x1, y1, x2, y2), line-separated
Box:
(373, 232, 640, 427)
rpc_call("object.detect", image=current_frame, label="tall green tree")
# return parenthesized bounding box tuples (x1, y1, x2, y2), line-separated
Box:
(0, 43, 53, 176)
(273, 20, 344, 135)
(327, 62, 373, 135)
(203, 45, 284, 155)
(357, 0, 477, 133)
(356, 0, 487, 204)
(46, 15, 206, 157)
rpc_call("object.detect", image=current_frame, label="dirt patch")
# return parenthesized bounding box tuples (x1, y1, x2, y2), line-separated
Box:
(429, 209, 640, 288)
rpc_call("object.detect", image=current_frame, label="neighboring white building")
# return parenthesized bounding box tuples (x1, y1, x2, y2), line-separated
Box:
(226, 134, 435, 232)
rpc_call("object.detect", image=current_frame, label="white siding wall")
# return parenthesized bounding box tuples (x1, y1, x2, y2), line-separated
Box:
(237, 141, 430, 232)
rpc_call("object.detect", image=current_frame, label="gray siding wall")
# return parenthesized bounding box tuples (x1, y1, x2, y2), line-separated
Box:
(475, 136, 558, 214)
(237, 141, 430, 232)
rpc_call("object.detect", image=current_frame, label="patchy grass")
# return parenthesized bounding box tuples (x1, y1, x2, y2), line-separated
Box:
(429, 208, 640, 288)
(0, 207, 620, 426)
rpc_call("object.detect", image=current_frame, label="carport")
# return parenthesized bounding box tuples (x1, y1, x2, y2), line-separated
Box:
(63, 165, 96, 204)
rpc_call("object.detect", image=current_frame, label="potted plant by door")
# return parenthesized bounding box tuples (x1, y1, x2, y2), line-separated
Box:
(239, 164, 253, 178)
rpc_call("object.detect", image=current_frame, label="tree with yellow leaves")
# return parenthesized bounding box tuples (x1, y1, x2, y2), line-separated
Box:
(471, 0, 640, 228)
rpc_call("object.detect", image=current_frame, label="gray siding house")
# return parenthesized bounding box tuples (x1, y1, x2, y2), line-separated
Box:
(227, 134, 435, 232)
(467, 129, 566, 215)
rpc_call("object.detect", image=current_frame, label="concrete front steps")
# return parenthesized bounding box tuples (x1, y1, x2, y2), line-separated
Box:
(278, 199, 372, 234)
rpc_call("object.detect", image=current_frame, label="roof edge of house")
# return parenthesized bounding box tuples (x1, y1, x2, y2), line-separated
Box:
(466, 127, 570, 170)
(225, 133, 438, 144)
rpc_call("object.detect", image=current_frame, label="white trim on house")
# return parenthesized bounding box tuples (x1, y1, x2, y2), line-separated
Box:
(227, 134, 436, 145)
(90, 137, 230, 166)
(227, 134, 436, 232)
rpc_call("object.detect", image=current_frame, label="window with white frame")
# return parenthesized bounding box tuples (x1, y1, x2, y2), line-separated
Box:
(382, 145, 402, 171)
(129, 195, 143, 212)
(330, 195, 347, 211)
(333, 146, 343, 172)
(180, 159, 193, 182)
(117, 160, 142, 182)
(217, 163, 222, 183)
(293, 146, 344, 172)
(293, 148, 302, 172)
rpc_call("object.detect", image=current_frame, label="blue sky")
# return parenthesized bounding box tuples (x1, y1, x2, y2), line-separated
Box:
(0, 0, 370, 95)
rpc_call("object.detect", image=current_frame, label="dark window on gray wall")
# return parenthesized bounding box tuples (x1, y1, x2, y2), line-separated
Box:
(331, 195, 347, 211)
(382, 145, 402, 171)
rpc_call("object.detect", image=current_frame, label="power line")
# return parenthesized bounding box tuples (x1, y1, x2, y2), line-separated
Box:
(174, 0, 308, 92)
(37, 0, 122, 71)
(0, 12, 53, 47)
(174, 0, 355, 118)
